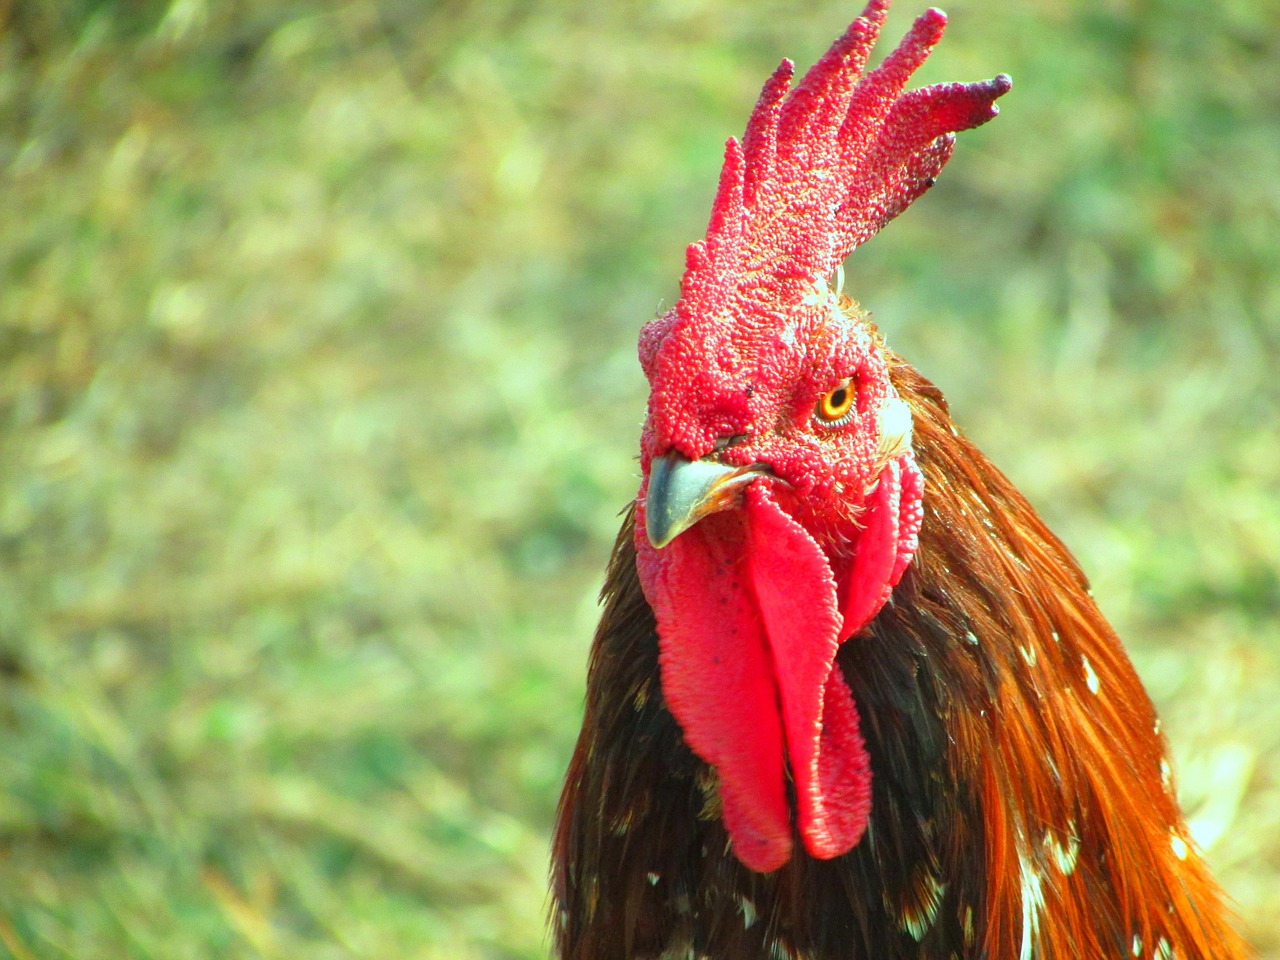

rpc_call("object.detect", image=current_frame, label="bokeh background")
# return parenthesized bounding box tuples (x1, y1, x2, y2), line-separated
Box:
(1, 0, 1277, 956)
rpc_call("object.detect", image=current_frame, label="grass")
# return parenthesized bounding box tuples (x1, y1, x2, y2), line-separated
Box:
(1, 0, 1277, 956)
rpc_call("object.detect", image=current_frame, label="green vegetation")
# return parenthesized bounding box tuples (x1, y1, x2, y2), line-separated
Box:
(1, 0, 1277, 956)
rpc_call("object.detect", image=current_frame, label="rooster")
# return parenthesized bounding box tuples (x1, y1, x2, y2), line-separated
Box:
(551, 2, 1253, 958)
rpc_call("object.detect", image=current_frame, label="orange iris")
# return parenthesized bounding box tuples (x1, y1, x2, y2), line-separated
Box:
(815, 378, 856, 424)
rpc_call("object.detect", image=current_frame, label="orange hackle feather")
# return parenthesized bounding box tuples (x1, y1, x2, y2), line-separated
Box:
(895, 360, 1251, 959)
(552, 1, 1254, 956)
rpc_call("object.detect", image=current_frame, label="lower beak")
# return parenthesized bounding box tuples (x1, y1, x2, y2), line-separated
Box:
(644, 453, 768, 549)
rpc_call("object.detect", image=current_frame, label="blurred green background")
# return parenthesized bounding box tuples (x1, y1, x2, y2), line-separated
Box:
(1, 0, 1277, 956)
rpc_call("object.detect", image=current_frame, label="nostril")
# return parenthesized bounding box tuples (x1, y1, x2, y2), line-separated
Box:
(712, 433, 749, 453)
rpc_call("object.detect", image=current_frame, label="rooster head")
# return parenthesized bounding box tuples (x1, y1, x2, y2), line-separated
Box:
(633, 0, 1010, 873)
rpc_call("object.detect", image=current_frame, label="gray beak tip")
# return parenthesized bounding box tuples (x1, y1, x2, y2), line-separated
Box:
(643, 452, 766, 549)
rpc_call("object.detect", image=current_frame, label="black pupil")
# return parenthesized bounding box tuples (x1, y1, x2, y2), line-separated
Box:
(829, 387, 847, 410)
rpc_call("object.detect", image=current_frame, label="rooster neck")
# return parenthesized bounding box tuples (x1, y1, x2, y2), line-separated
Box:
(551, 360, 1251, 960)
(552, 505, 970, 960)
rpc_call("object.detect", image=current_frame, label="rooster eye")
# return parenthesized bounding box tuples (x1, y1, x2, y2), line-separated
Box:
(814, 378, 856, 426)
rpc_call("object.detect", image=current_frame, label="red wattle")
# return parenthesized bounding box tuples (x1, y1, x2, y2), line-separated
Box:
(636, 479, 889, 871)
(743, 486, 868, 860)
(636, 496, 793, 872)
(808, 661, 873, 857)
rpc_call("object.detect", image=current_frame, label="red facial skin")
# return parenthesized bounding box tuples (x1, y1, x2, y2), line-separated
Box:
(630, 0, 1006, 873)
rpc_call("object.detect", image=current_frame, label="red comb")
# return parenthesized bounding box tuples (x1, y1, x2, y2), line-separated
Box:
(674, 1, 1010, 331)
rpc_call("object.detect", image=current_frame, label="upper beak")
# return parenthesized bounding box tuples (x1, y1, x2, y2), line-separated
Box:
(644, 452, 768, 549)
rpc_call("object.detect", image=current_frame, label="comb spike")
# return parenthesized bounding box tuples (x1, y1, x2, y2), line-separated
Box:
(786, 0, 891, 129)
(742, 60, 794, 208)
(866, 6, 949, 91)
(777, 11, 885, 168)
(834, 7, 947, 171)
(677, 240, 718, 324)
(879, 76, 1012, 158)
(839, 134, 955, 252)
(705, 136, 747, 253)
(835, 74, 1010, 254)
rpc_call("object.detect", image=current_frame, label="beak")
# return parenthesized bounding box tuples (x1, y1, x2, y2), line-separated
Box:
(644, 453, 768, 549)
